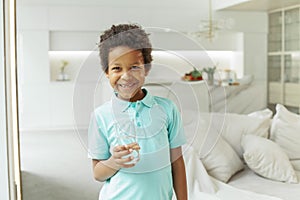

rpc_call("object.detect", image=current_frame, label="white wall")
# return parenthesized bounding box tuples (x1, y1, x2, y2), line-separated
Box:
(18, 4, 268, 131)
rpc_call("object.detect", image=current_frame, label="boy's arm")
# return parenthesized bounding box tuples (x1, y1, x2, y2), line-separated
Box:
(92, 143, 138, 182)
(171, 146, 188, 200)
(92, 158, 120, 182)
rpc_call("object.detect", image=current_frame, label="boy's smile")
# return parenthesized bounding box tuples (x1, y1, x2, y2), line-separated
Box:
(107, 46, 149, 102)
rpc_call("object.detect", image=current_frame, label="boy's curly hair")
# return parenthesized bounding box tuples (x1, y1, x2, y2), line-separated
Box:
(99, 24, 153, 72)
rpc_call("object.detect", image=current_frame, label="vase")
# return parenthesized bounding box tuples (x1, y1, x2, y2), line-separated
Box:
(207, 73, 214, 85)
(57, 72, 69, 81)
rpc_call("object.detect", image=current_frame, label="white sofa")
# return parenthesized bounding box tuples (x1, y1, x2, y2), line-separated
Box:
(182, 104, 300, 200)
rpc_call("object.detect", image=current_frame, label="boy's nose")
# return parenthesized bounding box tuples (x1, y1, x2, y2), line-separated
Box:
(120, 70, 132, 80)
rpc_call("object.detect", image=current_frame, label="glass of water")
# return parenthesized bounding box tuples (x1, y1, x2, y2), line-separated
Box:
(116, 120, 140, 164)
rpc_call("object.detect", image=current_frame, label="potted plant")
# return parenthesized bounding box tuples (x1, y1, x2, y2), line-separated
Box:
(57, 60, 69, 81)
(203, 66, 216, 85)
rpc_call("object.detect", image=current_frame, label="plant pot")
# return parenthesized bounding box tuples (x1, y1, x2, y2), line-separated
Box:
(57, 72, 69, 81)
(207, 73, 214, 85)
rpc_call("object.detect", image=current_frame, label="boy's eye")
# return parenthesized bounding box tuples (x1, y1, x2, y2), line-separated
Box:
(111, 66, 121, 71)
(131, 66, 141, 70)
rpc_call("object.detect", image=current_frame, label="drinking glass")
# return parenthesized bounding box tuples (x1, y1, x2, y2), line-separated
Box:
(116, 120, 140, 164)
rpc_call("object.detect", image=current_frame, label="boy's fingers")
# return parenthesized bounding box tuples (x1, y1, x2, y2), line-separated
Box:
(113, 145, 128, 152)
(113, 143, 140, 152)
(114, 149, 133, 158)
(116, 157, 136, 168)
(125, 142, 140, 150)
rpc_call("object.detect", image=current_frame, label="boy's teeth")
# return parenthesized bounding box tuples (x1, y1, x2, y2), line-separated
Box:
(120, 83, 133, 88)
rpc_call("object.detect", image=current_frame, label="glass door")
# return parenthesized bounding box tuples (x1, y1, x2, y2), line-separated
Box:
(284, 7, 300, 84)
(268, 11, 282, 52)
(284, 8, 300, 51)
(284, 54, 300, 83)
(268, 55, 283, 104)
(283, 7, 300, 111)
(268, 55, 282, 82)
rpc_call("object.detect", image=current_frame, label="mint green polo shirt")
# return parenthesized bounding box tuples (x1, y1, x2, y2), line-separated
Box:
(88, 89, 186, 200)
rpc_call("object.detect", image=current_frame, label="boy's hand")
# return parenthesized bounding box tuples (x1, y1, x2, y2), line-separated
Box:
(110, 142, 140, 169)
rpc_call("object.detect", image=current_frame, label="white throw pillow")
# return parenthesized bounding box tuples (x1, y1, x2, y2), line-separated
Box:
(217, 113, 270, 158)
(201, 136, 244, 183)
(270, 120, 300, 159)
(247, 108, 273, 119)
(273, 104, 300, 123)
(270, 104, 300, 160)
(241, 134, 298, 183)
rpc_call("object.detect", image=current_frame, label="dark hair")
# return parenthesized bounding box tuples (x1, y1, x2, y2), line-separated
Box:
(99, 24, 153, 72)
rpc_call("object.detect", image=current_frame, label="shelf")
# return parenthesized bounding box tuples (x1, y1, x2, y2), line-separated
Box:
(48, 51, 94, 82)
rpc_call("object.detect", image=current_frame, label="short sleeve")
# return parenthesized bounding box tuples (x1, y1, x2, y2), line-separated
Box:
(88, 112, 110, 160)
(167, 101, 187, 149)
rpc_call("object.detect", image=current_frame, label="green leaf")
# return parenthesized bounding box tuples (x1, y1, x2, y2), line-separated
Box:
(191, 67, 202, 78)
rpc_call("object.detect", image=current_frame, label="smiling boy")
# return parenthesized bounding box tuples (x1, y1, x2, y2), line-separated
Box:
(106, 46, 147, 102)
(88, 24, 187, 200)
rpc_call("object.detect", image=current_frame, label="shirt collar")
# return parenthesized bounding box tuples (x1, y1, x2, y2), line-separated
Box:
(111, 88, 154, 112)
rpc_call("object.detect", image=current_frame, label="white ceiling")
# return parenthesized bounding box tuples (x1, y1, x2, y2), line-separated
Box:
(18, 0, 300, 11)
(18, 0, 203, 8)
(215, 0, 300, 11)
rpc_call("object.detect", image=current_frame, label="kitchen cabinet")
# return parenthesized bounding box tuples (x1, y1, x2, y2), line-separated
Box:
(268, 5, 300, 113)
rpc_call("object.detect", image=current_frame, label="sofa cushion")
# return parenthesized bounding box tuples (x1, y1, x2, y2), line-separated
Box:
(270, 104, 300, 160)
(242, 134, 298, 183)
(271, 120, 300, 159)
(201, 136, 244, 183)
(198, 112, 270, 159)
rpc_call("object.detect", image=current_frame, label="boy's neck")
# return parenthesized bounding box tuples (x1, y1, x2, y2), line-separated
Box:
(117, 88, 146, 102)
(129, 89, 145, 102)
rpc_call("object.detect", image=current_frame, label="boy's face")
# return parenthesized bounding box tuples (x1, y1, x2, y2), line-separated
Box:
(106, 46, 149, 102)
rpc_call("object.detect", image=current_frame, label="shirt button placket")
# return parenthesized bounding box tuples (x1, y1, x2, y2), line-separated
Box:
(135, 103, 141, 127)
(137, 121, 141, 127)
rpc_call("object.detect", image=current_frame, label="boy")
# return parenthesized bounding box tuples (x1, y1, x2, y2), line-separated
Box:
(88, 23, 187, 200)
